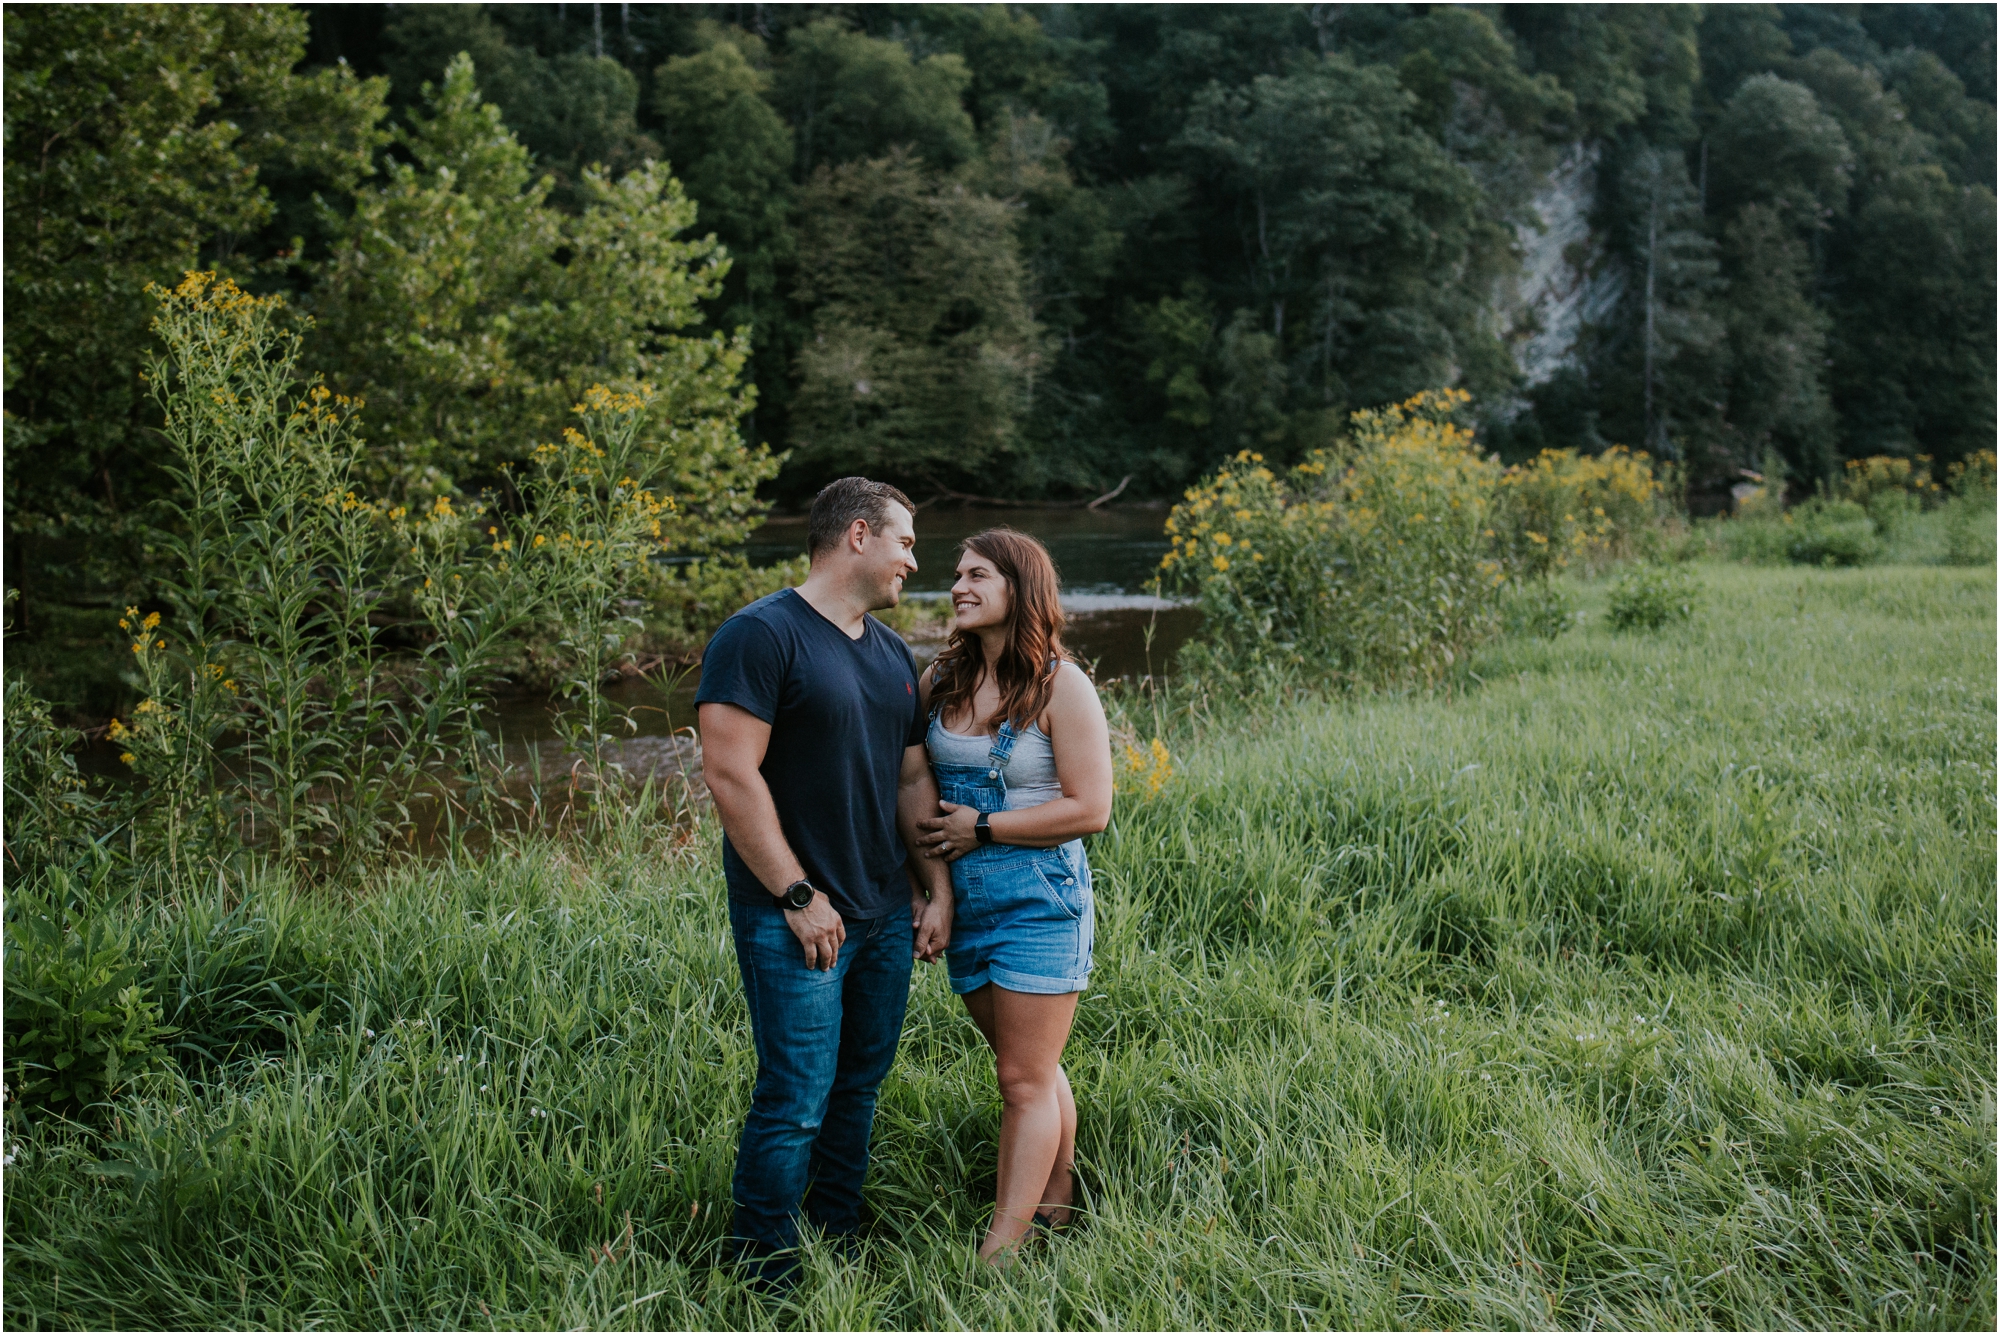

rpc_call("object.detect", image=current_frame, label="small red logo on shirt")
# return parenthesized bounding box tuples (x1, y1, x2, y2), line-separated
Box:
(905, 681, 913, 695)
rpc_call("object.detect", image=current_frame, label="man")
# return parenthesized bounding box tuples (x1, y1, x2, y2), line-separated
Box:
(696, 476, 955, 1285)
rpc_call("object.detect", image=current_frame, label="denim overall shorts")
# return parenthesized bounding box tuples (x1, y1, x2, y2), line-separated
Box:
(930, 716, 1094, 996)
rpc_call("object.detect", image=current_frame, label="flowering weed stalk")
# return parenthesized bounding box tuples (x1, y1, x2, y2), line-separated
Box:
(104, 271, 769, 865)
(510, 387, 679, 814)
(141, 274, 399, 869)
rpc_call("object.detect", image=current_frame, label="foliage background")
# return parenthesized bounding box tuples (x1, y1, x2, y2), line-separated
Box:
(7, 7, 1994, 687)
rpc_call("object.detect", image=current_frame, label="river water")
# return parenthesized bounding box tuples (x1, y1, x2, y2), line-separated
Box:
(489, 505, 1194, 775)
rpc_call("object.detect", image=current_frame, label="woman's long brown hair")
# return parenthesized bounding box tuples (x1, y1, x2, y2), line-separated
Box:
(928, 528, 1069, 732)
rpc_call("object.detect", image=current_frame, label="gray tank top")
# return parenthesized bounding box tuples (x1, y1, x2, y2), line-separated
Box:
(926, 715, 1065, 810)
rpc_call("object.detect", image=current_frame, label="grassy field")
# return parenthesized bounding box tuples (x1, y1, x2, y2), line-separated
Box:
(4, 561, 1993, 1330)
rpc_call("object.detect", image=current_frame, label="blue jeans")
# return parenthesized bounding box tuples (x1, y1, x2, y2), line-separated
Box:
(728, 898, 914, 1258)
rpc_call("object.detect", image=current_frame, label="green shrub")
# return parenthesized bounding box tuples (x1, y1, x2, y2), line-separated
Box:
(1942, 496, 1996, 566)
(639, 552, 811, 657)
(1946, 449, 1997, 499)
(1716, 514, 1793, 565)
(1839, 455, 1941, 510)
(1161, 389, 1507, 689)
(1501, 578, 1580, 639)
(1161, 390, 1677, 687)
(1942, 450, 1996, 567)
(5, 877, 174, 1122)
(1606, 563, 1700, 631)
(1785, 497, 1880, 567)
(2, 677, 106, 881)
(1493, 445, 1665, 577)
(106, 271, 777, 870)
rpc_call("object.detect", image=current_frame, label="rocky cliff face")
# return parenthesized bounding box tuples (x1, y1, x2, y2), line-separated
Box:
(1498, 143, 1624, 393)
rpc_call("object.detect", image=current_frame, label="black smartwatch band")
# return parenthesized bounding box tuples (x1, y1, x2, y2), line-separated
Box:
(975, 812, 994, 845)
(781, 879, 816, 910)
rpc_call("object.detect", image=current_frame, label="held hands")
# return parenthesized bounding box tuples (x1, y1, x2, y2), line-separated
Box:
(911, 887, 953, 963)
(917, 800, 981, 861)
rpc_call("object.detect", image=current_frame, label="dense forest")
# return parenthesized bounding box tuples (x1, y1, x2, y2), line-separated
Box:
(6, 3, 1995, 656)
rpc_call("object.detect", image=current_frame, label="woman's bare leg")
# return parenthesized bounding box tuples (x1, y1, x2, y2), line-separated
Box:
(959, 984, 1080, 1263)
(1041, 1066, 1076, 1226)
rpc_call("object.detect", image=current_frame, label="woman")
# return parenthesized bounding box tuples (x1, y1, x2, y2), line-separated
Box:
(915, 528, 1113, 1265)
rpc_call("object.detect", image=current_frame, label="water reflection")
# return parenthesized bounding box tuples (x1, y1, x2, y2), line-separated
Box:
(469, 507, 1197, 792)
(743, 503, 1178, 596)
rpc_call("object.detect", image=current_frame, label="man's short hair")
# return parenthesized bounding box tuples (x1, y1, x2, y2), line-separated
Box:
(807, 477, 915, 558)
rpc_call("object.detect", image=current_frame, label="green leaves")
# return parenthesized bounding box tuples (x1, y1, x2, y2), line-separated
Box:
(4, 880, 175, 1120)
(1177, 53, 1486, 417)
(1708, 75, 1853, 225)
(1, 678, 107, 882)
(2, 3, 387, 558)
(311, 55, 748, 503)
(789, 149, 1037, 484)
(774, 19, 977, 177)
(1605, 562, 1701, 631)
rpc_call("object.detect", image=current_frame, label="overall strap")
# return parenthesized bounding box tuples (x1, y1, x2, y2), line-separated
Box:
(986, 658, 1058, 769)
(987, 719, 1019, 771)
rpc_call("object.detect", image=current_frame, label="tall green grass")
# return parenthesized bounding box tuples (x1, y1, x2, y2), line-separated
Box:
(5, 562, 1992, 1330)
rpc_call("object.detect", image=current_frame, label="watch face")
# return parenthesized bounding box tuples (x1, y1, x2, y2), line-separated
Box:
(785, 882, 814, 908)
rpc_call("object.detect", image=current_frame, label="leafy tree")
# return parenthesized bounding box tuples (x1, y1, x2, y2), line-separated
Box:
(1720, 204, 1835, 476)
(654, 27, 797, 442)
(1858, 2, 1997, 102)
(1502, 4, 1699, 142)
(964, 110, 1116, 354)
(788, 150, 1037, 486)
(1600, 142, 1724, 465)
(310, 54, 759, 518)
(1787, 47, 1924, 181)
(1707, 75, 1853, 229)
(773, 19, 977, 176)
(1177, 53, 1485, 419)
(3, 3, 385, 626)
(1879, 48, 1996, 189)
(1825, 164, 1996, 461)
(656, 29, 794, 303)
(380, 4, 656, 203)
(1396, 6, 1575, 147)
(962, 109, 1121, 493)
(1696, 3, 1793, 106)
(1132, 285, 1290, 469)
(1140, 283, 1220, 439)
(1782, 48, 1997, 463)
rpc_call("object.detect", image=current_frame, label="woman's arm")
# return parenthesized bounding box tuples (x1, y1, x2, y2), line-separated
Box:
(919, 663, 1113, 858)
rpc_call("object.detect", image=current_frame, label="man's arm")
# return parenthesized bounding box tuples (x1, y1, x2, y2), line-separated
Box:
(898, 743, 953, 961)
(698, 701, 846, 969)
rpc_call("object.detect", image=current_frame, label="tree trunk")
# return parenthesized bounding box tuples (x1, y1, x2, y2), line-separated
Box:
(1644, 187, 1658, 455)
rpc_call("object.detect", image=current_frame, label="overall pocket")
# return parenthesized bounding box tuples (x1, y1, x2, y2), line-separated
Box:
(1031, 849, 1086, 920)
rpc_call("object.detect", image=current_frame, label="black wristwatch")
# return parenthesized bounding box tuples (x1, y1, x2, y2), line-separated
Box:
(975, 812, 995, 846)
(780, 879, 817, 911)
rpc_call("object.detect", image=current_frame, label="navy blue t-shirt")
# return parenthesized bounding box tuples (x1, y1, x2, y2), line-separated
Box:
(695, 588, 927, 919)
